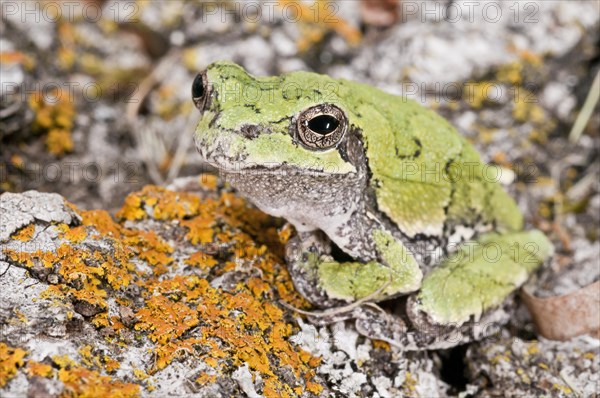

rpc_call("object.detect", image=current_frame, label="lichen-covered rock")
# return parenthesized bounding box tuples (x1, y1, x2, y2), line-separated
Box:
(1, 1, 597, 396)
(0, 179, 445, 397)
(466, 336, 599, 397)
(0, 191, 80, 242)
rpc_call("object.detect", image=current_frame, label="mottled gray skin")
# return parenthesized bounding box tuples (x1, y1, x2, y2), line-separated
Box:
(223, 130, 385, 259)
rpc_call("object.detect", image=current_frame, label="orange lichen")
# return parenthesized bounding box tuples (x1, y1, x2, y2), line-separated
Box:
(22, 353, 141, 398)
(3, 248, 48, 269)
(103, 356, 121, 373)
(198, 173, 218, 190)
(13, 309, 27, 324)
(79, 345, 103, 369)
(306, 380, 324, 395)
(3, 220, 136, 316)
(92, 312, 110, 328)
(58, 366, 140, 397)
(135, 295, 199, 345)
(62, 225, 88, 243)
(3, 182, 323, 395)
(23, 355, 138, 397)
(10, 154, 25, 168)
(276, 0, 361, 51)
(182, 277, 319, 396)
(133, 368, 149, 380)
(28, 88, 75, 156)
(0, 343, 27, 387)
(196, 373, 217, 385)
(116, 193, 146, 221)
(0, 50, 35, 70)
(181, 215, 215, 245)
(247, 277, 271, 298)
(116, 185, 220, 246)
(402, 371, 417, 393)
(278, 223, 294, 244)
(184, 251, 218, 271)
(42, 242, 126, 310)
(46, 129, 74, 155)
(52, 355, 77, 369)
(12, 224, 35, 242)
(151, 337, 202, 371)
(25, 361, 53, 378)
(372, 340, 391, 351)
(116, 185, 202, 221)
(124, 230, 174, 273)
(81, 210, 123, 238)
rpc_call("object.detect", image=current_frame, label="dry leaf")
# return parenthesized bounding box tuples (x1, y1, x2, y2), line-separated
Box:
(521, 281, 600, 341)
(360, 0, 401, 27)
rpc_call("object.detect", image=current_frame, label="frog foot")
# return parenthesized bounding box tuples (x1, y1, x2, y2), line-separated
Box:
(284, 230, 347, 307)
(285, 229, 423, 307)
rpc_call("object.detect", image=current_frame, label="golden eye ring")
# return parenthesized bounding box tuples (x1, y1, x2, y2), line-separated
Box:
(296, 104, 347, 150)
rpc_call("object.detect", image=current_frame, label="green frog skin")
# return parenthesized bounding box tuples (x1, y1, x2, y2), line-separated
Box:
(192, 61, 553, 349)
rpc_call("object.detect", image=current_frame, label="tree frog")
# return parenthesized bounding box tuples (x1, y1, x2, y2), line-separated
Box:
(192, 62, 553, 349)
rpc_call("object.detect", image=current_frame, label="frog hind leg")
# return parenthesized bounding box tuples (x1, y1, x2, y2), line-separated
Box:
(285, 228, 423, 307)
(412, 229, 553, 326)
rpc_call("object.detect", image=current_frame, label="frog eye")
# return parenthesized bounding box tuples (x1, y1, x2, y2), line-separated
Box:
(297, 104, 347, 150)
(192, 72, 209, 111)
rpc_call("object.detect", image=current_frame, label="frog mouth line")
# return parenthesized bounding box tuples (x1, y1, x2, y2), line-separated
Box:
(195, 136, 354, 177)
(216, 163, 340, 177)
(204, 156, 345, 177)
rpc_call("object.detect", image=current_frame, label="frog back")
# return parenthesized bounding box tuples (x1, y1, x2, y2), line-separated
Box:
(343, 83, 523, 239)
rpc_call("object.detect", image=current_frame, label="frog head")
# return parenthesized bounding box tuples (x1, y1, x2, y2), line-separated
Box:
(192, 61, 368, 176)
(192, 61, 374, 220)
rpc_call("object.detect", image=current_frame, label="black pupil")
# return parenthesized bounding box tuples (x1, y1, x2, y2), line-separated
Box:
(307, 115, 339, 135)
(192, 74, 204, 99)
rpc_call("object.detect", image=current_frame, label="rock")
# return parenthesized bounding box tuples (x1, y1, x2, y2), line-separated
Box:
(467, 336, 599, 397)
(0, 181, 445, 397)
(0, 191, 81, 242)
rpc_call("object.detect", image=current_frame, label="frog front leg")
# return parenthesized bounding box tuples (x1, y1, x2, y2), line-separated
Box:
(285, 228, 423, 308)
